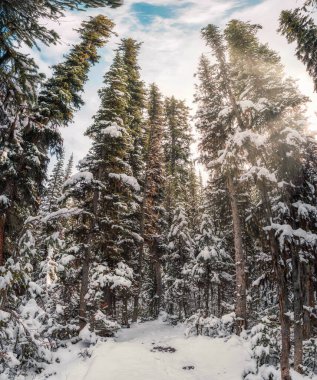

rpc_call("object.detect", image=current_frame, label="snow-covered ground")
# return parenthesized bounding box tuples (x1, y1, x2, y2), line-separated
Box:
(31, 318, 314, 380)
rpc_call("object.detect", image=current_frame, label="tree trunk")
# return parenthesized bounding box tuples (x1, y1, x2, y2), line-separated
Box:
(132, 228, 144, 322)
(261, 180, 292, 380)
(268, 231, 292, 380)
(153, 242, 162, 318)
(132, 164, 148, 323)
(204, 277, 210, 315)
(122, 297, 129, 326)
(0, 214, 5, 266)
(227, 175, 247, 335)
(132, 295, 140, 323)
(79, 250, 90, 331)
(303, 262, 314, 339)
(292, 248, 303, 373)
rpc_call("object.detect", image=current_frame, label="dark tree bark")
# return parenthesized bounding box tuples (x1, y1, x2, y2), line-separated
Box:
(292, 247, 303, 373)
(303, 262, 314, 339)
(0, 214, 5, 267)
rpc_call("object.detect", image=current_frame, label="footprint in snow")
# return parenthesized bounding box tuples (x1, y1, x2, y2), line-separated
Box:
(183, 366, 195, 371)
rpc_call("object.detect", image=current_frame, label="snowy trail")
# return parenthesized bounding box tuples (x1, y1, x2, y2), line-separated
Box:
(36, 319, 252, 380)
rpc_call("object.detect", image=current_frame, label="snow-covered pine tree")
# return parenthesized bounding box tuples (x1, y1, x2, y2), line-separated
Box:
(0, 14, 115, 376)
(185, 161, 203, 235)
(194, 37, 247, 335)
(41, 152, 65, 214)
(64, 153, 74, 181)
(163, 97, 192, 225)
(279, 0, 317, 91)
(119, 38, 145, 180)
(141, 84, 166, 318)
(197, 20, 317, 378)
(223, 19, 316, 377)
(82, 49, 141, 327)
(164, 204, 194, 320)
(117, 38, 146, 322)
(193, 195, 233, 318)
(0, 15, 115, 269)
(49, 48, 142, 337)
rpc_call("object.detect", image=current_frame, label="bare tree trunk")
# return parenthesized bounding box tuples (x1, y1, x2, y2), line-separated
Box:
(217, 284, 221, 318)
(153, 241, 162, 318)
(122, 297, 129, 326)
(204, 276, 210, 315)
(227, 175, 247, 335)
(79, 250, 90, 331)
(132, 233, 144, 322)
(303, 262, 314, 339)
(292, 248, 303, 373)
(268, 231, 292, 380)
(0, 214, 5, 266)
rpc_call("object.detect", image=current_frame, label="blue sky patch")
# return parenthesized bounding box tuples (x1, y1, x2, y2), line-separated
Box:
(132, 2, 182, 25)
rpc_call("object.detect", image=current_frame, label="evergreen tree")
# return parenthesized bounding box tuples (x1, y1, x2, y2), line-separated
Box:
(193, 200, 233, 318)
(119, 38, 146, 179)
(0, 0, 121, 97)
(49, 47, 142, 335)
(0, 15, 114, 269)
(41, 152, 65, 214)
(64, 153, 74, 181)
(164, 97, 192, 226)
(0, 14, 115, 377)
(142, 84, 166, 318)
(164, 204, 194, 320)
(197, 27, 248, 335)
(279, 1, 317, 91)
(117, 38, 146, 321)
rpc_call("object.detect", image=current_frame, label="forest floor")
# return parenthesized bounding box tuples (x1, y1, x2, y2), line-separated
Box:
(32, 317, 313, 380)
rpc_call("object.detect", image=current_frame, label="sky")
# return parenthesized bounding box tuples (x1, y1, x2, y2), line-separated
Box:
(32, 0, 317, 171)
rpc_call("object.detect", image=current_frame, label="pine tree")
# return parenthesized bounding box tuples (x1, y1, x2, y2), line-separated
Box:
(164, 204, 194, 320)
(279, 1, 317, 91)
(50, 48, 142, 334)
(117, 38, 146, 322)
(193, 198, 233, 318)
(38, 15, 115, 125)
(119, 38, 146, 179)
(0, 14, 115, 376)
(0, 15, 114, 269)
(142, 84, 166, 318)
(198, 26, 247, 335)
(0, 0, 121, 91)
(41, 152, 65, 214)
(64, 153, 74, 181)
(164, 97, 192, 226)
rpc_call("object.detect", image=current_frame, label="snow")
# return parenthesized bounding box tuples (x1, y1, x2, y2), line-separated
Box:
(0, 195, 9, 207)
(232, 130, 266, 148)
(24, 317, 317, 380)
(109, 173, 140, 191)
(42, 208, 83, 222)
(268, 223, 317, 248)
(238, 99, 255, 112)
(63, 171, 93, 188)
(33, 318, 250, 380)
(101, 123, 124, 138)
